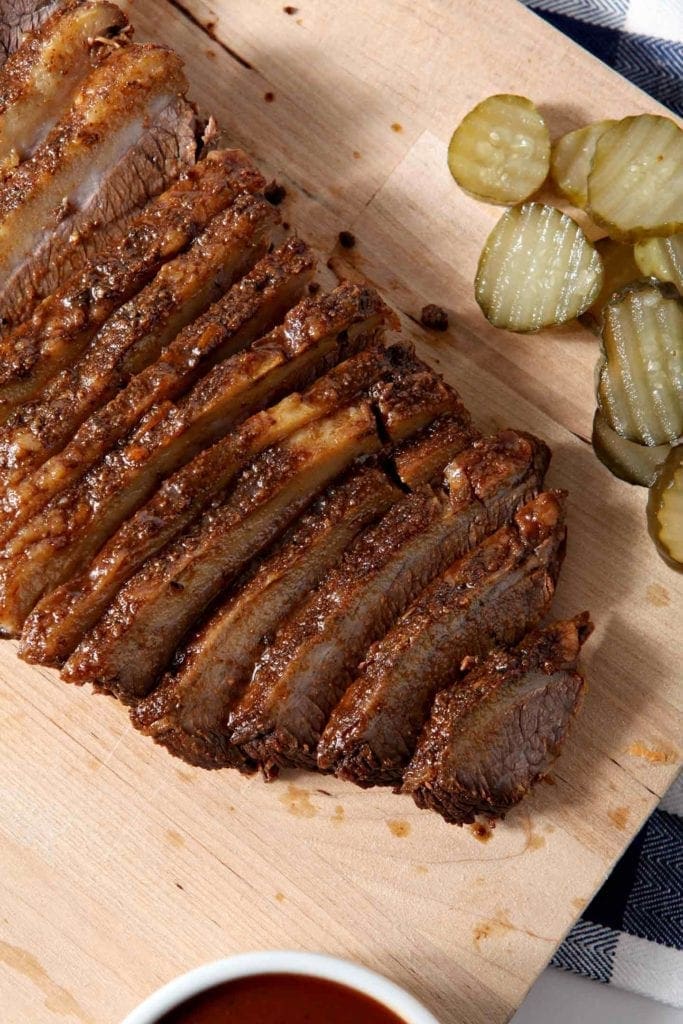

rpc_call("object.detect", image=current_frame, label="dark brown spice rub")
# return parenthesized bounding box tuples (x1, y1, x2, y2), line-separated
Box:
(402, 614, 593, 824)
(0, 194, 280, 529)
(318, 490, 566, 787)
(21, 339, 393, 667)
(14, 281, 386, 646)
(2, 236, 311, 554)
(0, 148, 263, 418)
(62, 401, 380, 702)
(420, 304, 449, 332)
(131, 464, 401, 770)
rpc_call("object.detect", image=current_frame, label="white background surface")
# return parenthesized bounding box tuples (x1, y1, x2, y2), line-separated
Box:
(512, 968, 683, 1023)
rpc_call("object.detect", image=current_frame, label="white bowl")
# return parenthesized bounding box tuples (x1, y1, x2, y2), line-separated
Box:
(121, 950, 441, 1024)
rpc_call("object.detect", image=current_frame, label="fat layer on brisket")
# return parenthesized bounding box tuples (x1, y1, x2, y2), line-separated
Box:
(0, 44, 199, 327)
(0, 2, 129, 170)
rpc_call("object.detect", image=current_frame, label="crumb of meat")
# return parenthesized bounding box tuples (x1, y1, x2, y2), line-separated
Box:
(420, 304, 449, 331)
(338, 230, 356, 249)
(264, 181, 287, 206)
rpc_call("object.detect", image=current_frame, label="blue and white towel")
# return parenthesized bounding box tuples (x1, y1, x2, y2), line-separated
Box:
(552, 775, 682, 1006)
(520, 0, 683, 115)
(515, 2, 683, 1006)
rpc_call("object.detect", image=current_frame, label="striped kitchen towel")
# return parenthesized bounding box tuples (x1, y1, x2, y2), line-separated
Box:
(519, 0, 683, 115)
(551, 774, 683, 1005)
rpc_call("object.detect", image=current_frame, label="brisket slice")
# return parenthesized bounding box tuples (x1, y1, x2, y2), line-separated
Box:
(0, 197, 282, 536)
(0, 43, 198, 329)
(231, 430, 548, 777)
(20, 293, 389, 663)
(318, 489, 566, 788)
(0, 0, 64, 67)
(402, 613, 593, 824)
(3, 237, 311, 550)
(62, 402, 382, 703)
(0, 148, 262, 418)
(0, 2, 129, 169)
(131, 464, 402, 770)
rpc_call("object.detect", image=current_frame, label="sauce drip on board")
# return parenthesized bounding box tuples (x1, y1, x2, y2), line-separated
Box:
(155, 973, 407, 1023)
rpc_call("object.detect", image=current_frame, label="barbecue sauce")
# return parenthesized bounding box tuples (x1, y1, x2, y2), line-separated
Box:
(155, 972, 407, 1023)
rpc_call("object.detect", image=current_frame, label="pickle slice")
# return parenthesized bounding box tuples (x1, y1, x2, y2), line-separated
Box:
(447, 94, 550, 205)
(587, 115, 683, 241)
(593, 409, 670, 487)
(647, 445, 683, 571)
(550, 120, 616, 208)
(475, 203, 603, 332)
(635, 234, 683, 293)
(580, 237, 642, 334)
(597, 281, 683, 446)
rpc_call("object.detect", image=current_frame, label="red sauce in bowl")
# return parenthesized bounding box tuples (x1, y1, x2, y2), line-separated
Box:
(155, 972, 407, 1023)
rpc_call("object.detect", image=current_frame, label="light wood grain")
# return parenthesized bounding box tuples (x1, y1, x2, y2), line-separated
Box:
(1, 2, 681, 1022)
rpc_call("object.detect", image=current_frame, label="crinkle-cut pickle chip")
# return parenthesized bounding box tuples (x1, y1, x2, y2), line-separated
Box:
(580, 237, 642, 334)
(587, 115, 683, 241)
(597, 281, 683, 446)
(592, 409, 671, 487)
(635, 233, 683, 293)
(647, 445, 683, 571)
(475, 203, 603, 332)
(550, 119, 617, 208)
(447, 94, 550, 204)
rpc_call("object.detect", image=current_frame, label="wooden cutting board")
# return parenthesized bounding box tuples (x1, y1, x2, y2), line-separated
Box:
(1, 2, 681, 1022)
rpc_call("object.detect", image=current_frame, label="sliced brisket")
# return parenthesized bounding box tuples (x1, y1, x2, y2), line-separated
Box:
(0, 197, 282, 537)
(20, 290, 389, 663)
(0, 2, 129, 169)
(131, 464, 402, 769)
(62, 401, 382, 703)
(232, 430, 548, 777)
(318, 490, 566, 787)
(0, 0, 64, 67)
(0, 149, 263, 418)
(402, 614, 593, 824)
(0, 43, 198, 327)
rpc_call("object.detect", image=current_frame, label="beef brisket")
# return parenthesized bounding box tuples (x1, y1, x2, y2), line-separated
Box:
(0, 196, 281, 539)
(19, 289, 388, 662)
(62, 402, 381, 702)
(232, 430, 548, 777)
(402, 614, 593, 824)
(131, 464, 402, 769)
(0, 43, 198, 327)
(0, 2, 129, 170)
(0, 149, 263, 418)
(318, 490, 566, 787)
(3, 237, 312, 556)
